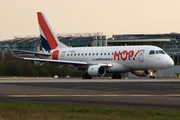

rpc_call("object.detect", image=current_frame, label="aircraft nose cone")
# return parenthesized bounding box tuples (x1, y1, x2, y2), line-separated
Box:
(166, 57, 174, 68)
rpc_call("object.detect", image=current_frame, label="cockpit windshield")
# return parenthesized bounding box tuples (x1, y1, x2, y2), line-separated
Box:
(149, 50, 166, 55)
(156, 50, 166, 54)
(149, 50, 155, 54)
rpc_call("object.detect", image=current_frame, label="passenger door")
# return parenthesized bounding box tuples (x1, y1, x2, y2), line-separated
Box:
(139, 50, 144, 62)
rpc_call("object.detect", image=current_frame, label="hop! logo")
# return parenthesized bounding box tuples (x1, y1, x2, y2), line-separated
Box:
(112, 50, 140, 61)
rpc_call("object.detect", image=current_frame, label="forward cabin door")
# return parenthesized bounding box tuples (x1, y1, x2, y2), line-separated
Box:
(139, 50, 144, 62)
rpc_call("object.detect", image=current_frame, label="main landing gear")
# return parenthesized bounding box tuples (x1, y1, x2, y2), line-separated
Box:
(112, 73, 122, 79)
(82, 73, 92, 79)
(82, 73, 122, 79)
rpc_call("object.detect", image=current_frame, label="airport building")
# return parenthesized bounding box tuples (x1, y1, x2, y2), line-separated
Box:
(0, 32, 180, 77)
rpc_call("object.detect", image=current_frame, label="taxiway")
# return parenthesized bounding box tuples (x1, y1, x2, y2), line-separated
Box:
(0, 78, 180, 110)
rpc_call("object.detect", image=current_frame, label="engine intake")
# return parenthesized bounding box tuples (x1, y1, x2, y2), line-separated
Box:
(88, 65, 106, 77)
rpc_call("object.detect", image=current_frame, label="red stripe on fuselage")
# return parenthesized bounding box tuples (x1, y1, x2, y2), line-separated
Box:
(37, 12, 58, 50)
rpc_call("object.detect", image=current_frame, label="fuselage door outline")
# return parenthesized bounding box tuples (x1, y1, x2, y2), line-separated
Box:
(139, 50, 144, 62)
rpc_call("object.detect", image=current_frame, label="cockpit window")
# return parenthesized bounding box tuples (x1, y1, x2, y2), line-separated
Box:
(149, 50, 155, 54)
(156, 50, 165, 54)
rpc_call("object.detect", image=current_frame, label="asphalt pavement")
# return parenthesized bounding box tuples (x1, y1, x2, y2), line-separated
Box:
(0, 78, 180, 110)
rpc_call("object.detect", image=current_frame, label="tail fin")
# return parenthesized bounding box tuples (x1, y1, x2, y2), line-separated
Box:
(37, 12, 68, 52)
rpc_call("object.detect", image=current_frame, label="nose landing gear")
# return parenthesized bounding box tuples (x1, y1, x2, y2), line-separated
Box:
(149, 71, 155, 79)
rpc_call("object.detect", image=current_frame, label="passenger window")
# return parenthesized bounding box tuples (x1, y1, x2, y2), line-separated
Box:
(108, 53, 110, 55)
(71, 54, 73, 56)
(104, 53, 106, 55)
(82, 53, 83, 56)
(101, 53, 103, 55)
(96, 53, 98, 55)
(89, 53, 91, 56)
(74, 53, 76, 56)
(149, 50, 155, 55)
(78, 53, 80, 56)
(85, 53, 87, 56)
(92, 53, 94, 56)
(67, 54, 69, 56)
(112, 53, 114, 55)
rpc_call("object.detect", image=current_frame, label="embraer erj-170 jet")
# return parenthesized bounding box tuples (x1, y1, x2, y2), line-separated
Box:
(10, 12, 174, 79)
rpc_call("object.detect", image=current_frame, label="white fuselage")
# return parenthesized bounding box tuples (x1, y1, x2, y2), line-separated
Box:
(49, 45, 174, 73)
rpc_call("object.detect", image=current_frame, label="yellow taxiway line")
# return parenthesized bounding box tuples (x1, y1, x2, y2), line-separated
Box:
(7, 94, 180, 97)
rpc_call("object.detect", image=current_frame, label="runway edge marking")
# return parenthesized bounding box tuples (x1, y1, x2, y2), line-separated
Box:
(6, 94, 180, 97)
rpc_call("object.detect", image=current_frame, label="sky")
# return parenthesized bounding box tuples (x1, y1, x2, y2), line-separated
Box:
(1, 0, 180, 41)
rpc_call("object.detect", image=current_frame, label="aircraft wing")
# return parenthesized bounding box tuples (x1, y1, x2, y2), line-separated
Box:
(20, 57, 89, 65)
(9, 49, 87, 65)
(12, 49, 51, 56)
(9, 47, 110, 66)
(20, 57, 111, 67)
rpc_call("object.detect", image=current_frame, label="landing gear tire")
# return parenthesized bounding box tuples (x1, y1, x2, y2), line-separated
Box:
(149, 76, 155, 79)
(112, 73, 122, 79)
(117, 74, 122, 79)
(82, 74, 92, 79)
(112, 74, 117, 79)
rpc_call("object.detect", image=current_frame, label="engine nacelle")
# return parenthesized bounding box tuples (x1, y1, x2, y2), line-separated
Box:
(131, 70, 149, 77)
(88, 65, 106, 77)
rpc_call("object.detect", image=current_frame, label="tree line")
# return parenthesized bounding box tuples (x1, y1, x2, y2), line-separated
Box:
(0, 53, 84, 77)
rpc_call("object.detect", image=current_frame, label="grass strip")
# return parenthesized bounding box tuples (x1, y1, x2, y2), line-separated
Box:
(0, 102, 180, 120)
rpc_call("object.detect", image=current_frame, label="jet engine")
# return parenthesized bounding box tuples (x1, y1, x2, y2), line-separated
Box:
(88, 65, 106, 77)
(131, 70, 150, 77)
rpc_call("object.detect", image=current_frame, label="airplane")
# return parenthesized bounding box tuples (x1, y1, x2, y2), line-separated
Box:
(10, 12, 174, 79)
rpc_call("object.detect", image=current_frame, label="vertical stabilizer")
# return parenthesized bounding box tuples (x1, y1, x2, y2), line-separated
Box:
(37, 12, 68, 52)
